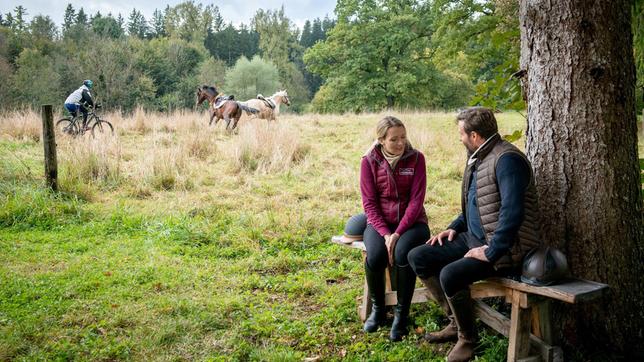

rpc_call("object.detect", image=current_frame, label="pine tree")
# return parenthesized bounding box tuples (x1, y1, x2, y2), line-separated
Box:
(91, 13, 124, 39)
(13, 5, 28, 33)
(76, 8, 88, 28)
(150, 9, 166, 38)
(127, 9, 147, 38)
(210, 5, 223, 33)
(300, 20, 312, 47)
(117, 14, 124, 30)
(3, 13, 14, 28)
(310, 18, 323, 44)
(322, 15, 335, 37)
(62, 4, 75, 33)
(205, 23, 239, 65)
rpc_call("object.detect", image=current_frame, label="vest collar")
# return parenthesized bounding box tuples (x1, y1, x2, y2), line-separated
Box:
(467, 133, 501, 166)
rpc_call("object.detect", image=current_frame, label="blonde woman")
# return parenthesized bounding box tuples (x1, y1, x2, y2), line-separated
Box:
(360, 116, 431, 341)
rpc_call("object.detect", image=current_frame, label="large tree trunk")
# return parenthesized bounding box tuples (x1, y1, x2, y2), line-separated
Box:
(519, 0, 644, 357)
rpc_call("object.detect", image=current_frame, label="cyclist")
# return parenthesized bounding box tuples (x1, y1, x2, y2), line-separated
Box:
(64, 80, 95, 130)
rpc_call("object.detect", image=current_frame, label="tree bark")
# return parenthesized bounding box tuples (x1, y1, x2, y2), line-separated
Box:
(386, 95, 395, 109)
(520, 0, 644, 357)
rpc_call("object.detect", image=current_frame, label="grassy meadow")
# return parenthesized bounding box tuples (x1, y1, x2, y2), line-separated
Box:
(1, 109, 639, 361)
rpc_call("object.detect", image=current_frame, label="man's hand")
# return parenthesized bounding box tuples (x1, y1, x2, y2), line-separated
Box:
(427, 229, 457, 246)
(385, 233, 400, 266)
(464, 246, 490, 262)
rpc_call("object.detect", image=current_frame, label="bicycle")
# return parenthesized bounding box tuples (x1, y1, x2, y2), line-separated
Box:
(56, 103, 114, 137)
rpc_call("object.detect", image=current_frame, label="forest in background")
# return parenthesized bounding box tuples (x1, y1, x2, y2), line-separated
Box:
(0, 0, 643, 114)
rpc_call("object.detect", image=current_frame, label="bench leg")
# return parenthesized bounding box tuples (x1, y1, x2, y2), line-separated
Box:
(531, 300, 552, 343)
(508, 291, 532, 362)
(359, 276, 371, 322)
(531, 300, 564, 362)
(359, 251, 371, 322)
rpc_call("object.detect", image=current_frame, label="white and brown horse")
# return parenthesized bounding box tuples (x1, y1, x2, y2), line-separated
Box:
(241, 90, 291, 121)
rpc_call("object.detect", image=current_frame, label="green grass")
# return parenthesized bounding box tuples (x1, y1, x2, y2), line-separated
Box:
(2, 110, 617, 361)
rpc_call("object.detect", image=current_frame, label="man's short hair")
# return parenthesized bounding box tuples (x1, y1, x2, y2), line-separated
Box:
(456, 107, 498, 139)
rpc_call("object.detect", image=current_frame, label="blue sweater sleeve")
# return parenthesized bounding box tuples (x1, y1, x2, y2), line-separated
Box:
(484, 153, 530, 263)
(448, 214, 467, 233)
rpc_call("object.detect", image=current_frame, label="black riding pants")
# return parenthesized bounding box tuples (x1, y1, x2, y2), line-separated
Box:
(408, 232, 512, 297)
(363, 222, 430, 272)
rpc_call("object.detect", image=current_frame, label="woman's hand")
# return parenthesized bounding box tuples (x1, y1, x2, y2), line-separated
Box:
(427, 229, 457, 246)
(385, 233, 400, 266)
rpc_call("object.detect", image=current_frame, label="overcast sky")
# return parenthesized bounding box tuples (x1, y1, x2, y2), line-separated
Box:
(2, 1, 337, 30)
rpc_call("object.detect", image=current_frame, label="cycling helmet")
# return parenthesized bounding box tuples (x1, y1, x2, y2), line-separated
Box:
(83, 79, 93, 89)
(521, 246, 569, 286)
(339, 213, 367, 244)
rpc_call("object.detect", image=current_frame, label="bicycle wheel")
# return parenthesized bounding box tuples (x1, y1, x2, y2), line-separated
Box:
(56, 117, 78, 136)
(91, 118, 114, 137)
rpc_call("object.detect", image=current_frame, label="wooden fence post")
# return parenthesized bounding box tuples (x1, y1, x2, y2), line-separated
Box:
(41, 105, 58, 191)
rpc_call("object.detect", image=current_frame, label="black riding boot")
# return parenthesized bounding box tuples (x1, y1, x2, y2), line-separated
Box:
(363, 262, 387, 332)
(389, 264, 416, 341)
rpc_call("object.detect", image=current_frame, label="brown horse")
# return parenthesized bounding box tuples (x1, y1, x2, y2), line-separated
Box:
(196, 85, 259, 131)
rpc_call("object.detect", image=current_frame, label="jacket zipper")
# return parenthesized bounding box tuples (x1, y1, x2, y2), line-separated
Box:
(377, 148, 414, 225)
(390, 164, 400, 223)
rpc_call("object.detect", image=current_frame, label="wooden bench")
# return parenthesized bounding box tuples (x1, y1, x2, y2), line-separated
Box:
(331, 236, 608, 362)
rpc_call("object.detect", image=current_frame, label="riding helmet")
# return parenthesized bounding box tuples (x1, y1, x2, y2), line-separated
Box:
(340, 213, 367, 244)
(521, 246, 569, 286)
(83, 79, 93, 89)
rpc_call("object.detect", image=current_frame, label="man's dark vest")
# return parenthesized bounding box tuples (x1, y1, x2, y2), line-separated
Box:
(461, 136, 542, 269)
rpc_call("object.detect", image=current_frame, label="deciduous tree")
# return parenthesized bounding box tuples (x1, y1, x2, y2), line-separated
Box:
(11, 48, 61, 107)
(305, 0, 451, 112)
(224, 55, 280, 101)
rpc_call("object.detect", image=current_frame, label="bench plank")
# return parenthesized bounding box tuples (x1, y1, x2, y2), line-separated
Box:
(482, 277, 607, 304)
(471, 282, 509, 299)
(331, 236, 366, 251)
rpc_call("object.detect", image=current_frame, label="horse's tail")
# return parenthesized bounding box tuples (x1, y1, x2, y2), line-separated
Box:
(238, 102, 260, 115)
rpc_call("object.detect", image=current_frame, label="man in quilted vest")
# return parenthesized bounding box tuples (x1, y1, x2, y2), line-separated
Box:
(408, 107, 541, 362)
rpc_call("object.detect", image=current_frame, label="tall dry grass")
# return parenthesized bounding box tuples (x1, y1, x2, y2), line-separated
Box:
(57, 132, 123, 197)
(225, 120, 311, 173)
(0, 109, 42, 142)
(0, 108, 518, 219)
(138, 135, 193, 191)
(184, 129, 218, 160)
(117, 107, 207, 134)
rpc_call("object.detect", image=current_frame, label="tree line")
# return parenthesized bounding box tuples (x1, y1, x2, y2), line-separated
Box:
(0, 1, 642, 114)
(0, 2, 333, 113)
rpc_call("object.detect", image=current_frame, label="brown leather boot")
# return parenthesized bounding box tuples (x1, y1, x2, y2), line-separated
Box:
(446, 289, 477, 362)
(419, 277, 457, 343)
